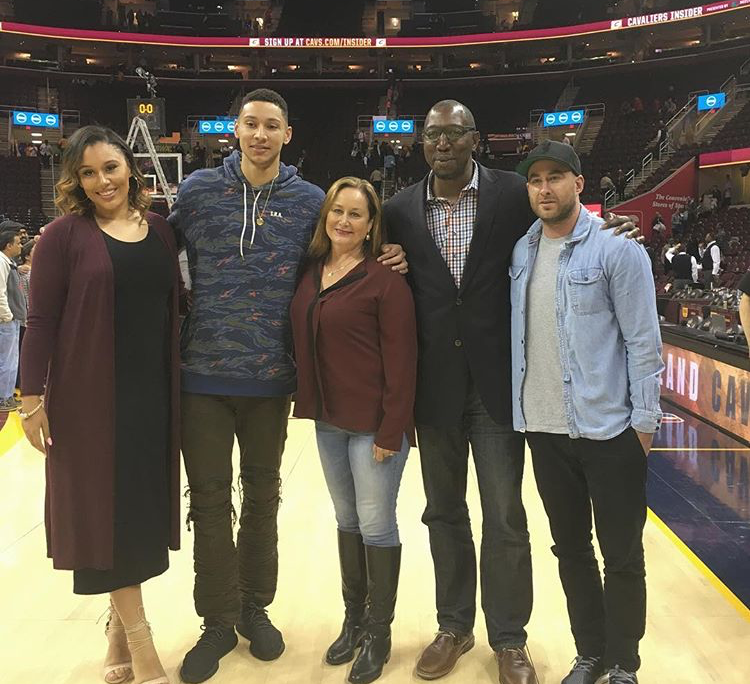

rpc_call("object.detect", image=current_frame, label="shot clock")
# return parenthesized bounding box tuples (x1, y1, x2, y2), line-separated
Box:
(126, 98, 166, 134)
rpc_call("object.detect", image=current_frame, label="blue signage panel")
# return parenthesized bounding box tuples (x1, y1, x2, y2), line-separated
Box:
(12, 111, 59, 128)
(697, 92, 726, 112)
(198, 119, 236, 135)
(372, 119, 415, 134)
(542, 110, 585, 127)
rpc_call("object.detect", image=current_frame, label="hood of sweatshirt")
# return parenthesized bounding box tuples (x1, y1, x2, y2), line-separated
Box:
(222, 150, 301, 259)
(222, 149, 299, 189)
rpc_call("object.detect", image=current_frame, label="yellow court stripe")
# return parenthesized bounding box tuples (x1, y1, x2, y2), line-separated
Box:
(647, 509, 750, 623)
(651, 448, 750, 452)
(0, 412, 24, 456)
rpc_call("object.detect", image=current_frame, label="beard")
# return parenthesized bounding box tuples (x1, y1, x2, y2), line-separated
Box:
(541, 197, 578, 225)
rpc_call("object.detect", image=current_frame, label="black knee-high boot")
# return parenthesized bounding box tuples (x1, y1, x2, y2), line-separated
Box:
(326, 531, 368, 665)
(348, 544, 401, 684)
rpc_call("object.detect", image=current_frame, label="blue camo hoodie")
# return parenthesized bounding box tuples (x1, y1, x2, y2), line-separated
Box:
(168, 150, 325, 396)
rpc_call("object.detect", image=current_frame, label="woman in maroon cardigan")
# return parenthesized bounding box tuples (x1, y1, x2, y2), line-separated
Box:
(290, 177, 417, 684)
(20, 126, 180, 684)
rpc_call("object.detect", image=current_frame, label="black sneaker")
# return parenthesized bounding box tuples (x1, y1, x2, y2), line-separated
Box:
(562, 656, 605, 684)
(180, 623, 238, 683)
(597, 667, 639, 684)
(236, 603, 285, 661)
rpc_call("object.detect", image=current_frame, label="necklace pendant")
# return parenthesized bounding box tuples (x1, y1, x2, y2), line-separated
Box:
(256, 217, 265, 226)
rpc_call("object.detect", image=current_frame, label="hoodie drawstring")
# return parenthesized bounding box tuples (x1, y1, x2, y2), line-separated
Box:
(240, 181, 262, 261)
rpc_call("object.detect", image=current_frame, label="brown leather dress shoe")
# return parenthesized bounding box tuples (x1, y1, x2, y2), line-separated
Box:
(495, 646, 539, 684)
(415, 631, 475, 680)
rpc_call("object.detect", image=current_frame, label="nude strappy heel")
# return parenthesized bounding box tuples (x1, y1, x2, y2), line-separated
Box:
(124, 618, 169, 684)
(103, 602, 133, 684)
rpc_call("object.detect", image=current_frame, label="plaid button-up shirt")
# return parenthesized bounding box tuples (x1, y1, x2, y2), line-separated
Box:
(425, 162, 479, 287)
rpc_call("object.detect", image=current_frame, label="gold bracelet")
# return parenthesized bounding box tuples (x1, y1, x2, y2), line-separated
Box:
(19, 401, 44, 421)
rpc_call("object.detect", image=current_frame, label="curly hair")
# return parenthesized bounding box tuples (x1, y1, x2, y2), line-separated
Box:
(308, 177, 383, 261)
(55, 125, 151, 217)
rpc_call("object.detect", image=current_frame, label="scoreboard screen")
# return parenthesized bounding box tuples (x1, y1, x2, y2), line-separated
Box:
(126, 98, 166, 134)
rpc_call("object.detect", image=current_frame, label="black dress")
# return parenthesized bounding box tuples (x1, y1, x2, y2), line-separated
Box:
(74, 228, 173, 594)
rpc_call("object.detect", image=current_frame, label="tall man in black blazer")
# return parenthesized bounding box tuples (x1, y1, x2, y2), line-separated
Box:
(383, 100, 538, 684)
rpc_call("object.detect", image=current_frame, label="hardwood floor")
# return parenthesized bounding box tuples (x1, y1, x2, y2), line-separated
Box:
(1, 414, 748, 684)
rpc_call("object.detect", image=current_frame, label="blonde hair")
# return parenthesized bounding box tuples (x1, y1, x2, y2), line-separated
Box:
(308, 177, 383, 261)
(55, 125, 151, 217)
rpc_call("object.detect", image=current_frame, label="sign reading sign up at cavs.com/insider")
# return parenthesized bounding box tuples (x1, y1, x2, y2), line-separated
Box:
(661, 342, 750, 442)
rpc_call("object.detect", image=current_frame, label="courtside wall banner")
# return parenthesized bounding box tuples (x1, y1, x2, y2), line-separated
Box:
(609, 159, 698, 239)
(661, 342, 750, 442)
(1, 1, 749, 48)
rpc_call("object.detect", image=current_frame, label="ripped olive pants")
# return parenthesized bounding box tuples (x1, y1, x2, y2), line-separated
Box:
(181, 392, 291, 626)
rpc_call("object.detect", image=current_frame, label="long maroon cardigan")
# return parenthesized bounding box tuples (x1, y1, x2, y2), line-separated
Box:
(20, 212, 181, 570)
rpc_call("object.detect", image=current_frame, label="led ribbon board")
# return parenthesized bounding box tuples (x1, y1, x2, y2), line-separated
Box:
(543, 110, 585, 127)
(697, 92, 726, 111)
(372, 119, 415, 134)
(198, 119, 236, 134)
(12, 111, 59, 127)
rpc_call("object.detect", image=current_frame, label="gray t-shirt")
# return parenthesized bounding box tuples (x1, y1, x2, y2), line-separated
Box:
(522, 233, 568, 434)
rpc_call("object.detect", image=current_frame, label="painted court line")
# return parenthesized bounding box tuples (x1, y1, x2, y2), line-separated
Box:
(650, 448, 750, 451)
(648, 509, 750, 622)
(0, 413, 24, 456)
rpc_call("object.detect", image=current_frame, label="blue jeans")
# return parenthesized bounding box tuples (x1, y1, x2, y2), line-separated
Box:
(0, 320, 20, 399)
(417, 386, 532, 650)
(315, 421, 409, 547)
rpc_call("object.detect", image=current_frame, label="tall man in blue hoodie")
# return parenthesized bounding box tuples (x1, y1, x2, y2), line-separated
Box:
(170, 89, 405, 683)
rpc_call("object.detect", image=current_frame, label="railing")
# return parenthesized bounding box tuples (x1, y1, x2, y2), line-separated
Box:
(617, 87, 711, 203)
(665, 89, 707, 132)
(50, 155, 57, 215)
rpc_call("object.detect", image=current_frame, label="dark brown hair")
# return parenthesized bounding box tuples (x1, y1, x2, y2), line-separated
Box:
(55, 125, 151, 217)
(239, 88, 288, 121)
(308, 177, 382, 261)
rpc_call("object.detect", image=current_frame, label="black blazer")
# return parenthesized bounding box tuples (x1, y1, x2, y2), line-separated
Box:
(383, 164, 536, 428)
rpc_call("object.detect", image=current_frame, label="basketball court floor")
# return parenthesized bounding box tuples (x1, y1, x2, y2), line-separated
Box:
(0, 402, 748, 684)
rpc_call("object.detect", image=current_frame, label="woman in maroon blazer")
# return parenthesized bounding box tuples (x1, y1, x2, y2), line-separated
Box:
(20, 126, 179, 684)
(290, 177, 417, 684)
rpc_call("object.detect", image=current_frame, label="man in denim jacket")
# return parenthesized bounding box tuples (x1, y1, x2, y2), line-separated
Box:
(510, 141, 663, 684)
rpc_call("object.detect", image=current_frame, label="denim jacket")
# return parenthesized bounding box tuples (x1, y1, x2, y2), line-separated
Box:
(510, 206, 663, 440)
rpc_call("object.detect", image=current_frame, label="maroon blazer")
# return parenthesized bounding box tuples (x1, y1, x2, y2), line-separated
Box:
(290, 257, 417, 452)
(21, 212, 181, 570)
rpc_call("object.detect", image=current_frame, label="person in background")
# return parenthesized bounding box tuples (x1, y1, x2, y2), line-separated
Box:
(39, 139, 51, 168)
(600, 172, 615, 204)
(512, 141, 663, 684)
(664, 242, 698, 290)
(15, 238, 35, 388)
(370, 167, 384, 198)
(661, 238, 675, 274)
(0, 229, 24, 412)
(20, 125, 182, 684)
(701, 232, 721, 289)
(17, 237, 34, 302)
(739, 271, 750, 350)
(723, 175, 733, 209)
(615, 169, 627, 201)
(651, 216, 666, 237)
(291, 177, 417, 684)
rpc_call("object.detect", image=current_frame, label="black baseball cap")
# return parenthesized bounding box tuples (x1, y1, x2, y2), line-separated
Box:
(517, 139, 582, 178)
